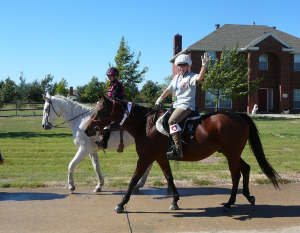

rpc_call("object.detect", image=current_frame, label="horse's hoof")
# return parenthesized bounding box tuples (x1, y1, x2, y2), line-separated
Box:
(114, 205, 124, 213)
(133, 186, 140, 192)
(250, 196, 255, 206)
(69, 185, 75, 192)
(169, 204, 179, 210)
(93, 186, 102, 192)
(221, 206, 231, 212)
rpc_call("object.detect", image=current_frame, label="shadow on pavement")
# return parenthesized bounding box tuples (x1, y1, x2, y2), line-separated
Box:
(127, 204, 300, 220)
(0, 192, 69, 201)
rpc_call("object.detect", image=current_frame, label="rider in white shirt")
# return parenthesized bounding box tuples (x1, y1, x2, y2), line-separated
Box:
(155, 53, 210, 160)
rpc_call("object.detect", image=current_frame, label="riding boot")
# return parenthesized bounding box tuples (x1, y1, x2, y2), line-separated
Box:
(166, 131, 183, 160)
(95, 129, 111, 149)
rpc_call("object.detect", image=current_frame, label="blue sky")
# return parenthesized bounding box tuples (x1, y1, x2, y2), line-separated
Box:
(1, 0, 300, 90)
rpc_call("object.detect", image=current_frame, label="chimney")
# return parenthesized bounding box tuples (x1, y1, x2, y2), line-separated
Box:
(272, 26, 276, 29)
(173, 34, 182, 56)
(70, 86, 73, 96)
(215, 24, 220, 29)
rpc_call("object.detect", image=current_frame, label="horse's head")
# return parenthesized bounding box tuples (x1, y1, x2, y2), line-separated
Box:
(42, 94, 61, 130)
(84, 93, 113, 137)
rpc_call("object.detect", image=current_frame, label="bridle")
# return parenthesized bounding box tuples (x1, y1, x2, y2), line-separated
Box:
(45, 97, 60, 128)
(89, 100, 116, 131)
(45, 96, 94, 128)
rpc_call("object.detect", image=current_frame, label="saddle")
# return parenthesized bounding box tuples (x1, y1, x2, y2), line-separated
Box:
(156, 108, 201, 152)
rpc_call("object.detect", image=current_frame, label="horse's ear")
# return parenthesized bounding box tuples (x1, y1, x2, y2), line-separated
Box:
(43, 94, 50, 103)
(100, 93, 106, 100)
(97, 93, 101, 101)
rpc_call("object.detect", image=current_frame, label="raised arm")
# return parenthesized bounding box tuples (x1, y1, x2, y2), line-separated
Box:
(196, 53, 210, 82)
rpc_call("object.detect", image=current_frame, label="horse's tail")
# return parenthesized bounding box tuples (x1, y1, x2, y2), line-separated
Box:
(239, 113, 282, 189)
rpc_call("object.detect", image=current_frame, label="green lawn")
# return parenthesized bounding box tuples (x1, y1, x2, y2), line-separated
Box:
(0, 115, 299, 188)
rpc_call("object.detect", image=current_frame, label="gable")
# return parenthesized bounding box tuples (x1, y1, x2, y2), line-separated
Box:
(170, 24, 300, 62)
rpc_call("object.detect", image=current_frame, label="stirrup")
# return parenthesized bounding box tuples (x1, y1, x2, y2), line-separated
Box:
(166, 146, 183, 160)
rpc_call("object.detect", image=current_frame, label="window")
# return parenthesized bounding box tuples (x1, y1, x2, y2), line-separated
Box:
(205, 91, 232, 108)
(294, 54, 300, 71)
(259, 53, 268, 70)
(294, 89, 300, 109)
(206, 51, 216, 66)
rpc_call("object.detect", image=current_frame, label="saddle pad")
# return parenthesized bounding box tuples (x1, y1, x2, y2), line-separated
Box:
(156, 109, 201, 136)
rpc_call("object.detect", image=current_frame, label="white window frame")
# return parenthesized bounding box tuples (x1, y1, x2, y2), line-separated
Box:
(294, 89, 300, 109)
(294, 54, 300, 71)
(206, 51, 216, 67)
(205, 91, 232, 108)
(259, 53, 268, 70)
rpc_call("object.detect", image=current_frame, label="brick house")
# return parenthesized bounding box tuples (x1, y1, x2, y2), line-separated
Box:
(170, 24, 300, 113)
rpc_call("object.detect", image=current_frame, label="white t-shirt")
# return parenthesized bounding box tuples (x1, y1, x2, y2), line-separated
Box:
(167, 72, 198, 110)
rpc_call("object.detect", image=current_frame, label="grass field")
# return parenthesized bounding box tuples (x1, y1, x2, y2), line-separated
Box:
(0, 115, 299, 189)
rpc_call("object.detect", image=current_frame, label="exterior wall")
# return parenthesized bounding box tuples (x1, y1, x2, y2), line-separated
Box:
(289, 54, 300, 113)
(248, 35, 293, 113)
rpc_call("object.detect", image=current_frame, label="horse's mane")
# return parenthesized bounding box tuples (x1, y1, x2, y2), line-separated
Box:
(47, 93, 92, 111)
(117, 99, 154, 116)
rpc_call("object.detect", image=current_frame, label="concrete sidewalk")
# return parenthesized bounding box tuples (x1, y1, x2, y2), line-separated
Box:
(1, 184, 300, 233)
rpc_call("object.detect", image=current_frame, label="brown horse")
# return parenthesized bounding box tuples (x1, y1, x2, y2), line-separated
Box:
(84, 94, 282, 213)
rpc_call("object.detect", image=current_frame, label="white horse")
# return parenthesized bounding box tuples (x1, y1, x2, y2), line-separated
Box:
(42, 94, 152, 192)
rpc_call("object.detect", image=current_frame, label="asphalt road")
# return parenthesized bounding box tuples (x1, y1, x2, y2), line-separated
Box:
(1, 184, 300, 233)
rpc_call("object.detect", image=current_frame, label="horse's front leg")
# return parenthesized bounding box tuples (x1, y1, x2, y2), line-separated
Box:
(89, 152, 105, 192)
(114, 158, 153, 213)
(133, 163, 153, 192)
(68, 147, 88, 192)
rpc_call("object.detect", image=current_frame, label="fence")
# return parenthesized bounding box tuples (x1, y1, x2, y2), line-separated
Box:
(0, 101, 173, 117)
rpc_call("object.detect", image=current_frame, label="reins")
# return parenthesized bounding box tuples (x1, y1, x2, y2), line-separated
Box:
(89, 100, 161, 131)
(121, 105, 160, 130)
(53, 108, 95, 128)
(46, 97, 95, 128)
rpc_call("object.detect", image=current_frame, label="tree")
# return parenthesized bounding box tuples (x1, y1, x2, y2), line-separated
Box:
(201, 43, 264, 111)
(76, 85, 89, 102)
(23, 80, 44, 102)
(140, 80, 161, 102)
(55, 78, 69, 96)
(16, 78, 27, 101)
(159, 75, 173, 102)
(109, 36, 149, 100)
(83, 76, 106, 102)
(0, 77, 17, 102)
(41, 74, 54, 94)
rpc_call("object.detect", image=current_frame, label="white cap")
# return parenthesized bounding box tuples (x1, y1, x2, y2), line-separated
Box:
(174, 54, 192, 66)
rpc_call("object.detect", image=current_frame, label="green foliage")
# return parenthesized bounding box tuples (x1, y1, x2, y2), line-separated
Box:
(160, 75, 173, 102)
(202, 42, 264, 111)
(107, 179, 128, 187)
(0, 77, 17, 102)
(153, 179, 165, 186)
(110, 36, 148, 100)
(41, 74, 54, 94)
(192, 178, 213, 186)
(23, 80, 44, 102)
(76, 85, 89, 102)
(55, 78, 69, 96)
(139, 80, 161, 102)
(83, 76, 106, 102)
(15, 78, 27, 101)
